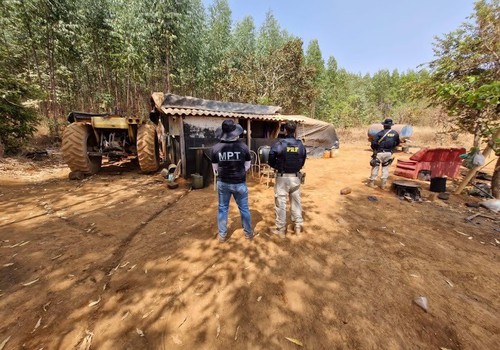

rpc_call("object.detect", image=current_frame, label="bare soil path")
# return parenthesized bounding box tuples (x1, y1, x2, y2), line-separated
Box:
(0, 145, 498, 349)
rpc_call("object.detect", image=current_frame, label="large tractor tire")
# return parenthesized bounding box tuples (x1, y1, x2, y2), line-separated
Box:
(137, 123, 160, 172)
(62, 122, 102, 174)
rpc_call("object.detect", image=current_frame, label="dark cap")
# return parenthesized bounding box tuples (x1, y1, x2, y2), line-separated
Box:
(285, 121, 297, 134)
(215, 119, 244, 141)
(382, 118, 394, 126)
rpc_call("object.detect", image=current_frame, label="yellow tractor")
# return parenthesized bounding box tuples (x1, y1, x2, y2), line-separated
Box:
(61, 112, 161, 174)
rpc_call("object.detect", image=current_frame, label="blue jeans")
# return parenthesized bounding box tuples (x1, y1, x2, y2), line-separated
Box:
(217, 181, 252, 238)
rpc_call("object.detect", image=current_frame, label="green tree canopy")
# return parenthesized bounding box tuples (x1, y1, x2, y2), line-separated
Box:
(426, 0, 499, 144)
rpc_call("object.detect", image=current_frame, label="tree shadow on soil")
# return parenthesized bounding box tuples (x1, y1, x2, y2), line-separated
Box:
(1, 174, 498, 349)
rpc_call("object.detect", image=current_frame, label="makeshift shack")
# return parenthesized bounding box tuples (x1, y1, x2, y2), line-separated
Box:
(151, 93, 339, 187)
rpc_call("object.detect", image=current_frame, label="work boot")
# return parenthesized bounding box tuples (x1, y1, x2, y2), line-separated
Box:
(274, 228, 286, 238)
(368, 180, 376, 188)
(294, 225, 302, 235)
(381, 179, 387, 189)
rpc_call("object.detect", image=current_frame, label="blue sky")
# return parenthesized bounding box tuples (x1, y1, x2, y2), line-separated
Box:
(204, 0, 475, 75)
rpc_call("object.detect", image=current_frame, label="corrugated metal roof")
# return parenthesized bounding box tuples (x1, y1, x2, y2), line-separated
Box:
(161, 107, 297, 122)
(161, 93, 281, 115)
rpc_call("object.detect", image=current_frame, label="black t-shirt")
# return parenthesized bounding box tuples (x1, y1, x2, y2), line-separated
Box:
(211, 140, 251, 184)
(371, 129, 400, 152)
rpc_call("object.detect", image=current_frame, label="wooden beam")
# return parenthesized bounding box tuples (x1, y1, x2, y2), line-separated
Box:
(178, 115, 187, 178)
(247, 118, 251, 150)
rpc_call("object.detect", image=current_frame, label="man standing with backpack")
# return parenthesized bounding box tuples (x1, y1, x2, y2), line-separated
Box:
(369, 118, 400, 189)
(268, 121, 307, 238)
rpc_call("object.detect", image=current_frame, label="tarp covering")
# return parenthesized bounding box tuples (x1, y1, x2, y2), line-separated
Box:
(294, 116, 340, 157)
(160, 93, 282, 115)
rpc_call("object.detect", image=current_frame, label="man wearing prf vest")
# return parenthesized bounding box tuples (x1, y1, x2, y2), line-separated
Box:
(268, 121, 307, 238)
(369, 118, 400, 189)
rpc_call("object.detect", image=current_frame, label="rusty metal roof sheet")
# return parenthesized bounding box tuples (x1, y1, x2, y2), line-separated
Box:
(160, 93, 281, 115)
(151, 92, 165, 110)
(152, 93, 318, 123)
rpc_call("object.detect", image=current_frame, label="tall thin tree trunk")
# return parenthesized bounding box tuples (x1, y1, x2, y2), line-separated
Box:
(0, 137, 4, 158)
(127, 73, 131, 111)
(133, 78, 138, 114)
(492, 156, 500, 199)
(106, 67, 112, 112)
(48, 27, 59, 139)
(20, 0, 42, 85)
(166, 40, 171, 93)
(86, 67, 93, 110)
(473, 122, 481, 149)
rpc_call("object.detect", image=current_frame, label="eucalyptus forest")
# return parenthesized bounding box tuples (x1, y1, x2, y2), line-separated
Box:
(0, 0, 498, 154)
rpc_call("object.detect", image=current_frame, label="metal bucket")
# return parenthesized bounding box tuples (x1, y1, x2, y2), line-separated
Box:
(191, 173, 204, 189)
(430, 177, 447, 193)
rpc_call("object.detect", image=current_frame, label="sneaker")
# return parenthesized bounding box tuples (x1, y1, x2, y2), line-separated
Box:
(274, 229, 286, 238)
(294, 225, 302, 235)
(245, 233, 254, 241)
(218, 235, 227, 243)
(368, 180, 376, 188)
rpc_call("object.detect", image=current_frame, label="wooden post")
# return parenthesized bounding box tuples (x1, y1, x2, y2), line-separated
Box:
(247, 118, 251, 150)
(454, 128, 500, 195)
(178, 115, 187, 178)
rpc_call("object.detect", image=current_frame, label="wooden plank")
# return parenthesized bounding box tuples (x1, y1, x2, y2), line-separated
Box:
(455, 128, 500, 195)
(247, 118, 251, 150)
(178, 116, 187, 178)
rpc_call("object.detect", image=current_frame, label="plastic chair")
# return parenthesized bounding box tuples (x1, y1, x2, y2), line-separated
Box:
(257, 146, 271, 177)
(259, 163, 275, 187)
(257, 146, 274, 187)
(249, 150, 259, 177)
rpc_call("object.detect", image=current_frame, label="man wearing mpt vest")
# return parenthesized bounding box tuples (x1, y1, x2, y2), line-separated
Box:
(268, 121, 307, 238)
(369, 118, 400, 189)
(211, 120, 253, 242)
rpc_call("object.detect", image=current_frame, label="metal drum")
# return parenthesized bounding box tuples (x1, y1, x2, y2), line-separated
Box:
(258, 145, 271, 164)
(367, 124, 413, 142)
(430, 177, 447, 193)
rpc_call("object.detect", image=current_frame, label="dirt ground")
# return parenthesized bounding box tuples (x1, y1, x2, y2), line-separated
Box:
(0, 142, 499, 350)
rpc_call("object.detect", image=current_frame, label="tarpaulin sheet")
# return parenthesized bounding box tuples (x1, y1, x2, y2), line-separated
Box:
(295, 116, 340, 157)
